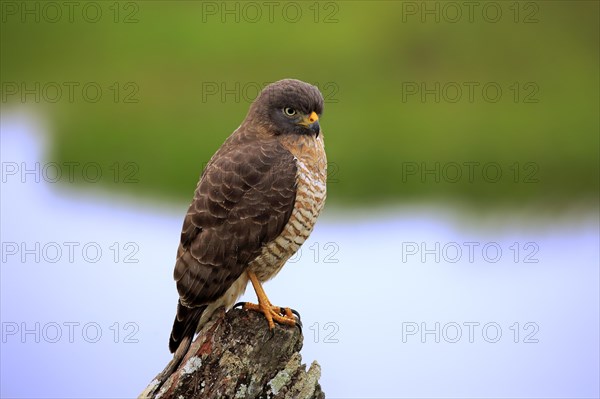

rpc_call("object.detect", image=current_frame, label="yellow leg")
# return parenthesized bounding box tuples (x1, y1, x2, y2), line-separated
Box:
(243, 270, 297, 329)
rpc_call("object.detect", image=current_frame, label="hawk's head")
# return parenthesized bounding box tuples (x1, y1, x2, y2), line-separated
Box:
(247, 79, 324, 137)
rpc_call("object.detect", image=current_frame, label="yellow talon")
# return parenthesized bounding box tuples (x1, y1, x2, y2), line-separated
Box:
(243, 271, 297, 329)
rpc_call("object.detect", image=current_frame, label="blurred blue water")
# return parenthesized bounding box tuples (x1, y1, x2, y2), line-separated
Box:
(1, 113, 598, 398)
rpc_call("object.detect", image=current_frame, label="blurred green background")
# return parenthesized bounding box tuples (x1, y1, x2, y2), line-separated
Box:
(1, 1, 598, 209)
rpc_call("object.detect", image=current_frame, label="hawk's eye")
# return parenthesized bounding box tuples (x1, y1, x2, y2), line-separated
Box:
(283, 107, 296, 116)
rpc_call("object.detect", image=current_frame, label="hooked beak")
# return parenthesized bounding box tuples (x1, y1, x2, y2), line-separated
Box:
(298, 111, 320, 136)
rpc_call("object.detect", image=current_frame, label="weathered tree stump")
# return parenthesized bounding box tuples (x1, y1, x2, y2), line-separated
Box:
(139, 308, 325, 399)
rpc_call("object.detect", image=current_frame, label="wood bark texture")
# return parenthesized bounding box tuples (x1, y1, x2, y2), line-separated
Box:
(139, 308, 325, 399)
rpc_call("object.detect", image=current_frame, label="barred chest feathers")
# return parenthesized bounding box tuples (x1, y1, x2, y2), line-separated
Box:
(249, 133, 327, 281)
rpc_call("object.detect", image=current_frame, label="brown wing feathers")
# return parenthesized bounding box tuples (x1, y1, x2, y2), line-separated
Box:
(169, 137, 297, 353)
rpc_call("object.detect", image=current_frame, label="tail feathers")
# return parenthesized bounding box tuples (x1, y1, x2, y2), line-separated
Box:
(169, 301, 205, 353)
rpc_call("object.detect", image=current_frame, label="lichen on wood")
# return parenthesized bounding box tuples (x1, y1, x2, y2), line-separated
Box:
(139, 308, 325, 399)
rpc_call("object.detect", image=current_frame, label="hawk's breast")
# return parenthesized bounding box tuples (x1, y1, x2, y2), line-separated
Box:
(249, 134, 327, 281)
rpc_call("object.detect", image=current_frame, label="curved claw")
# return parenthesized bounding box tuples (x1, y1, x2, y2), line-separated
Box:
(290, 308, 301, 321)
(234, 302, 301, 331)
(281, 307, 303, 332)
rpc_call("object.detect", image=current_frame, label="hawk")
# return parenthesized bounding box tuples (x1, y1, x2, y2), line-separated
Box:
(169, 79, 327, 360)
